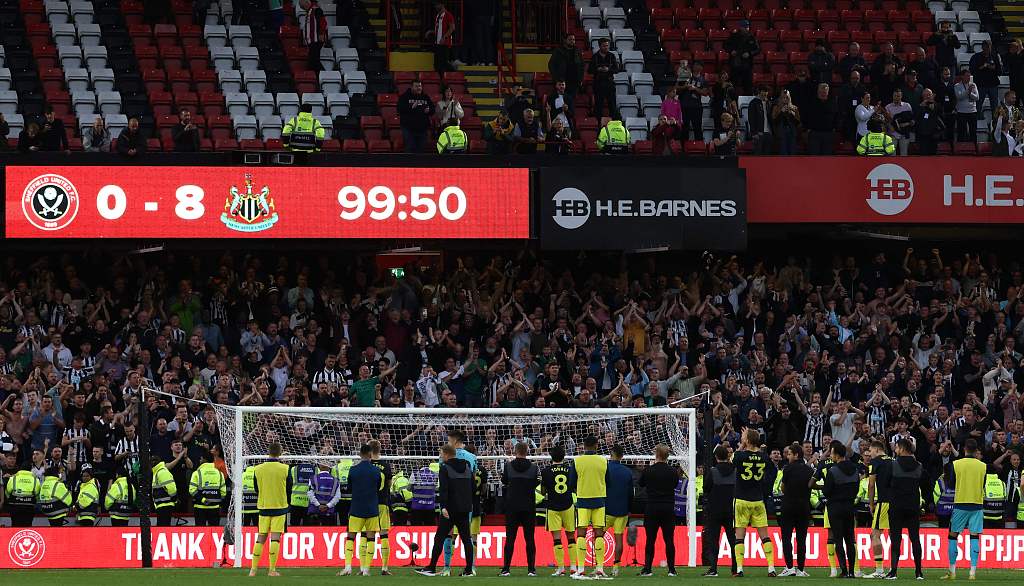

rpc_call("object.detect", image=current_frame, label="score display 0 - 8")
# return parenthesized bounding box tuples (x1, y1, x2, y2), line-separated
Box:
(94, 184, 469, 222)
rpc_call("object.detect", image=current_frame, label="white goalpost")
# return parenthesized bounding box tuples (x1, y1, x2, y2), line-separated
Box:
(212, 406, 699, 569)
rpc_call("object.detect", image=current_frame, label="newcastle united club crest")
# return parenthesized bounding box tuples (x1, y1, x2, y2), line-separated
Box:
(221, 173, 279, 232)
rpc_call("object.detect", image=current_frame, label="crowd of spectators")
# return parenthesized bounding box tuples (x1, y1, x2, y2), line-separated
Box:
(4, 246, 1024, 523)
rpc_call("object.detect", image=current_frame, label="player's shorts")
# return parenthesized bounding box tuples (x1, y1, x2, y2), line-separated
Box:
(377, 505, 392, 531)
(734, 499, 768, 529)
(348, 515, 380, 533)
(871, 502, 890, 530)
(950, 507, 984, 534)
(607, 515, 629, 534)
(577, 506, 606, 529)
(547, 506, 577, 532)
(258, 514, 286, 534)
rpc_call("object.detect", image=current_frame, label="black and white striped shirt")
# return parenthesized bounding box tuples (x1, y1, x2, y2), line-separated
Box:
(116, 435, 140, 470)
(168, 327, 186, 346)
(63, 426, 89, 462)
(804, 412, 826, 449)
(312, 367, 345, 387)
(62, 367, 90, 390)
(209, 295, 228, 324)
(866, 404, 888, 436)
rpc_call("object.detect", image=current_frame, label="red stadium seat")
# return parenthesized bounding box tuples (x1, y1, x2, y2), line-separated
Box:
(683, 29, 706, 52)
(214, 138, 239, 150)
(368, 139, 392, 153)
(817, 10, 840, 32)
(684, 140, 707, 156)
(652, 7, 675, 30)
(238, 139, 263, 150)
(708, 29, 729, 51)
(724, 9, 746, 30)
(851, 30, 874, 49)
(698, 8, 721, 28)
(977, 142, 993, 156)
(756, 29, 780, 50)
(828, 31, 851, 46)
(771, 8, 793, 30)
(633, 140, 653, 155)
(794, 9, 817, 31)
(888, 10, 912, 32)
(841, 10, 864, 31)
(749, 9, 770, 30)
(343, 139, 367, 153)
(660, 29, 683, 53)
(911, 10, 933, 31)
(469, 139, 487, 154)
(321, 139, 342, 152)
(953, 142, 977, 155)
(766, 51, 789, 74)
(864, 10, 887, 32)
(780, 30, 803, 51)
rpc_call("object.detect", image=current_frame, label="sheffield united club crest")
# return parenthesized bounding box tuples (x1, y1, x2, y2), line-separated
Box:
(221, 173, 279, 232)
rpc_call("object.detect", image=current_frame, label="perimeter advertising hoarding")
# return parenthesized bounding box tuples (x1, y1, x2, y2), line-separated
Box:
(539, 167, 747, 250)
(741, 157, 1024, 223)
(4, 166, 531, 239)
(4, 526, 1023, 569)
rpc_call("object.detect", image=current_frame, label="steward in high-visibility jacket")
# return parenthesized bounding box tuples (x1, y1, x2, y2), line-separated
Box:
(75, 466, 101, 526)
(390, 470, 413, 525)
(38, 468, 72, 526)
(596, 118, 630, 154)
(282, 104, 325, 152)
(105, 475, 136, 526)
(152, 461, 177, 526)
(436, 120, 468, 154)
(288, 461, 317, 526)
(983, 473, 1007, 526)
(5, 468, 40, 527)
(242, 465, 259, 525)
(856, 118, 895, 156)
(189, 451, 226, 526)
(694, 470, 704, 523)
(331, 458, 353, 521)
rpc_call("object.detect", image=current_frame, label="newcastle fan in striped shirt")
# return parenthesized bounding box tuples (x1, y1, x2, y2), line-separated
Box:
(115, 421, 141, 472)
(865, 386, 891, 437)
(795, 389, 832, 451)
(312, 354, 346, 387)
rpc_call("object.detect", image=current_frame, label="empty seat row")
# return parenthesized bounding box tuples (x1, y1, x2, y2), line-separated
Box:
(587, 28, 637, 51)
(612, 72, 655, 96)
(50, 22, 101, 46)
(579, 6, 627, 30)
(64, 68, 115, 93)
(617, 94, 666, 119)
(57, 45, 107, 69)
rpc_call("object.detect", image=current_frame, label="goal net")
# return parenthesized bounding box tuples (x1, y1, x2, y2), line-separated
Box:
(213, 406, 698, 568)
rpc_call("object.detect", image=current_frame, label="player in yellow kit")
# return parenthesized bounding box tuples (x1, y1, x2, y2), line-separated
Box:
(573, 435, 609, 579)
(943, 438, 988, 581)
(249, 442, 291, 577)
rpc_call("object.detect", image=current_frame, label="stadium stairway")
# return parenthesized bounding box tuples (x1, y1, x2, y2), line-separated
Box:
(994, 0, 1024, 35)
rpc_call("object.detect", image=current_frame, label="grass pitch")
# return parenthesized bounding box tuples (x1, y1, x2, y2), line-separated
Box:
(2, 567, 1020, 584)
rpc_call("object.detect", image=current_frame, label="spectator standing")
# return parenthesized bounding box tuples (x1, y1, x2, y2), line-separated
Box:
(589, 38, 620, 119)
(83, 116, 111, 153)
(503, 84, 535, 127)
(928, 21, 962, 76)
(838, 42, 867, 83)
(1007, 40, 1024, 103)
(545, 80, 573, 133)
(747, 85, 772, 154)
(18, 122, 41, 153)
(885, 89, 914, 155)
(172, 109, 200, 152)
(548, 34, 585, 107)
(398, 80, 436, 153)
(301, 0, 327, 73)
(115, 117, 146, 157)
(900, 70, 924, 114)
(954, 68, 979, 143)
(785, 68, 816, 121)
(596, 115, 630, 153)
(915, 89, 944, 155)
(436, 86, 465, 127)
(910, 47, 942, 94)
(772, 90, 800, 156)
(969, 40, 1002, 121)
(871, 43, 904, 88)
(711, 71, 738, 134)
(938, 66, 958, 142)
(427, 1, 456, 73)
(838, 71, 868, 142)
(712, 112, 741, 157)
(39, 107, 68, 153)
(650, 114, 679, 155)
(512, 109, 544, 155)
(678, 61, 707, 141)
(855, 92, 875, 139)
(483, 111, 513, 154)
(725, 19, 759, 94)
(991, 91, 1020, 156)
(808, 39, 835, 86)
(804, 83, 837, 154)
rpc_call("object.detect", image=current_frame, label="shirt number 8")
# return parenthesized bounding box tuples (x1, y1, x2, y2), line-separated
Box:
(554, 474, 568, 494)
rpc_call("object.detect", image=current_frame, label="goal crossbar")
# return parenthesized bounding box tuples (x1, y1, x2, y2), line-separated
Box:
(216, 406, 698, 568)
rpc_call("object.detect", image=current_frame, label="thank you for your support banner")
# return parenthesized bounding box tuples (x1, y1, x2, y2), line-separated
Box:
(538, 167, 747, 250)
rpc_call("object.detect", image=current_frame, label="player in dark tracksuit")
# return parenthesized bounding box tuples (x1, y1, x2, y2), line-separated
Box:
(815, 442, 860, 578)
(702, 444, 737, 577)
(501, 442, 540, 575)
(884, 438, 928, 580)
(417, 445, 476, 576)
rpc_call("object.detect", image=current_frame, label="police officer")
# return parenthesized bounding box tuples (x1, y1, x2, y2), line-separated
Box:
(190, 449, 227, 526)
(307, 461, 341, 526)
(282, 103, 325, 153)
(289, 459, 317, 526)
(410, 462, 439, 526)
(934, 471, 955, 528)
(702, 445, 737, 577)
(75, 464, 101, 526)
(856, 117, 896, 155)
(38, 467, 72, 526)
(778, 442, 813, 577)
(436, 119, 467, 154)
(5, 467, 41, 527)
(596, 116, 631, 153)
(242, 464, 259, 526)
(152, 459, 178, 526)
(105, 471, 136, 526)
(983, 468, 1007, 528)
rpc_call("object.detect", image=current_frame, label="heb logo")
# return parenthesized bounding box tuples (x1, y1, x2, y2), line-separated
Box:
(8, 529, 46, 567)
(551, 187, 590, 230)
(866, 164, 914, 216)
